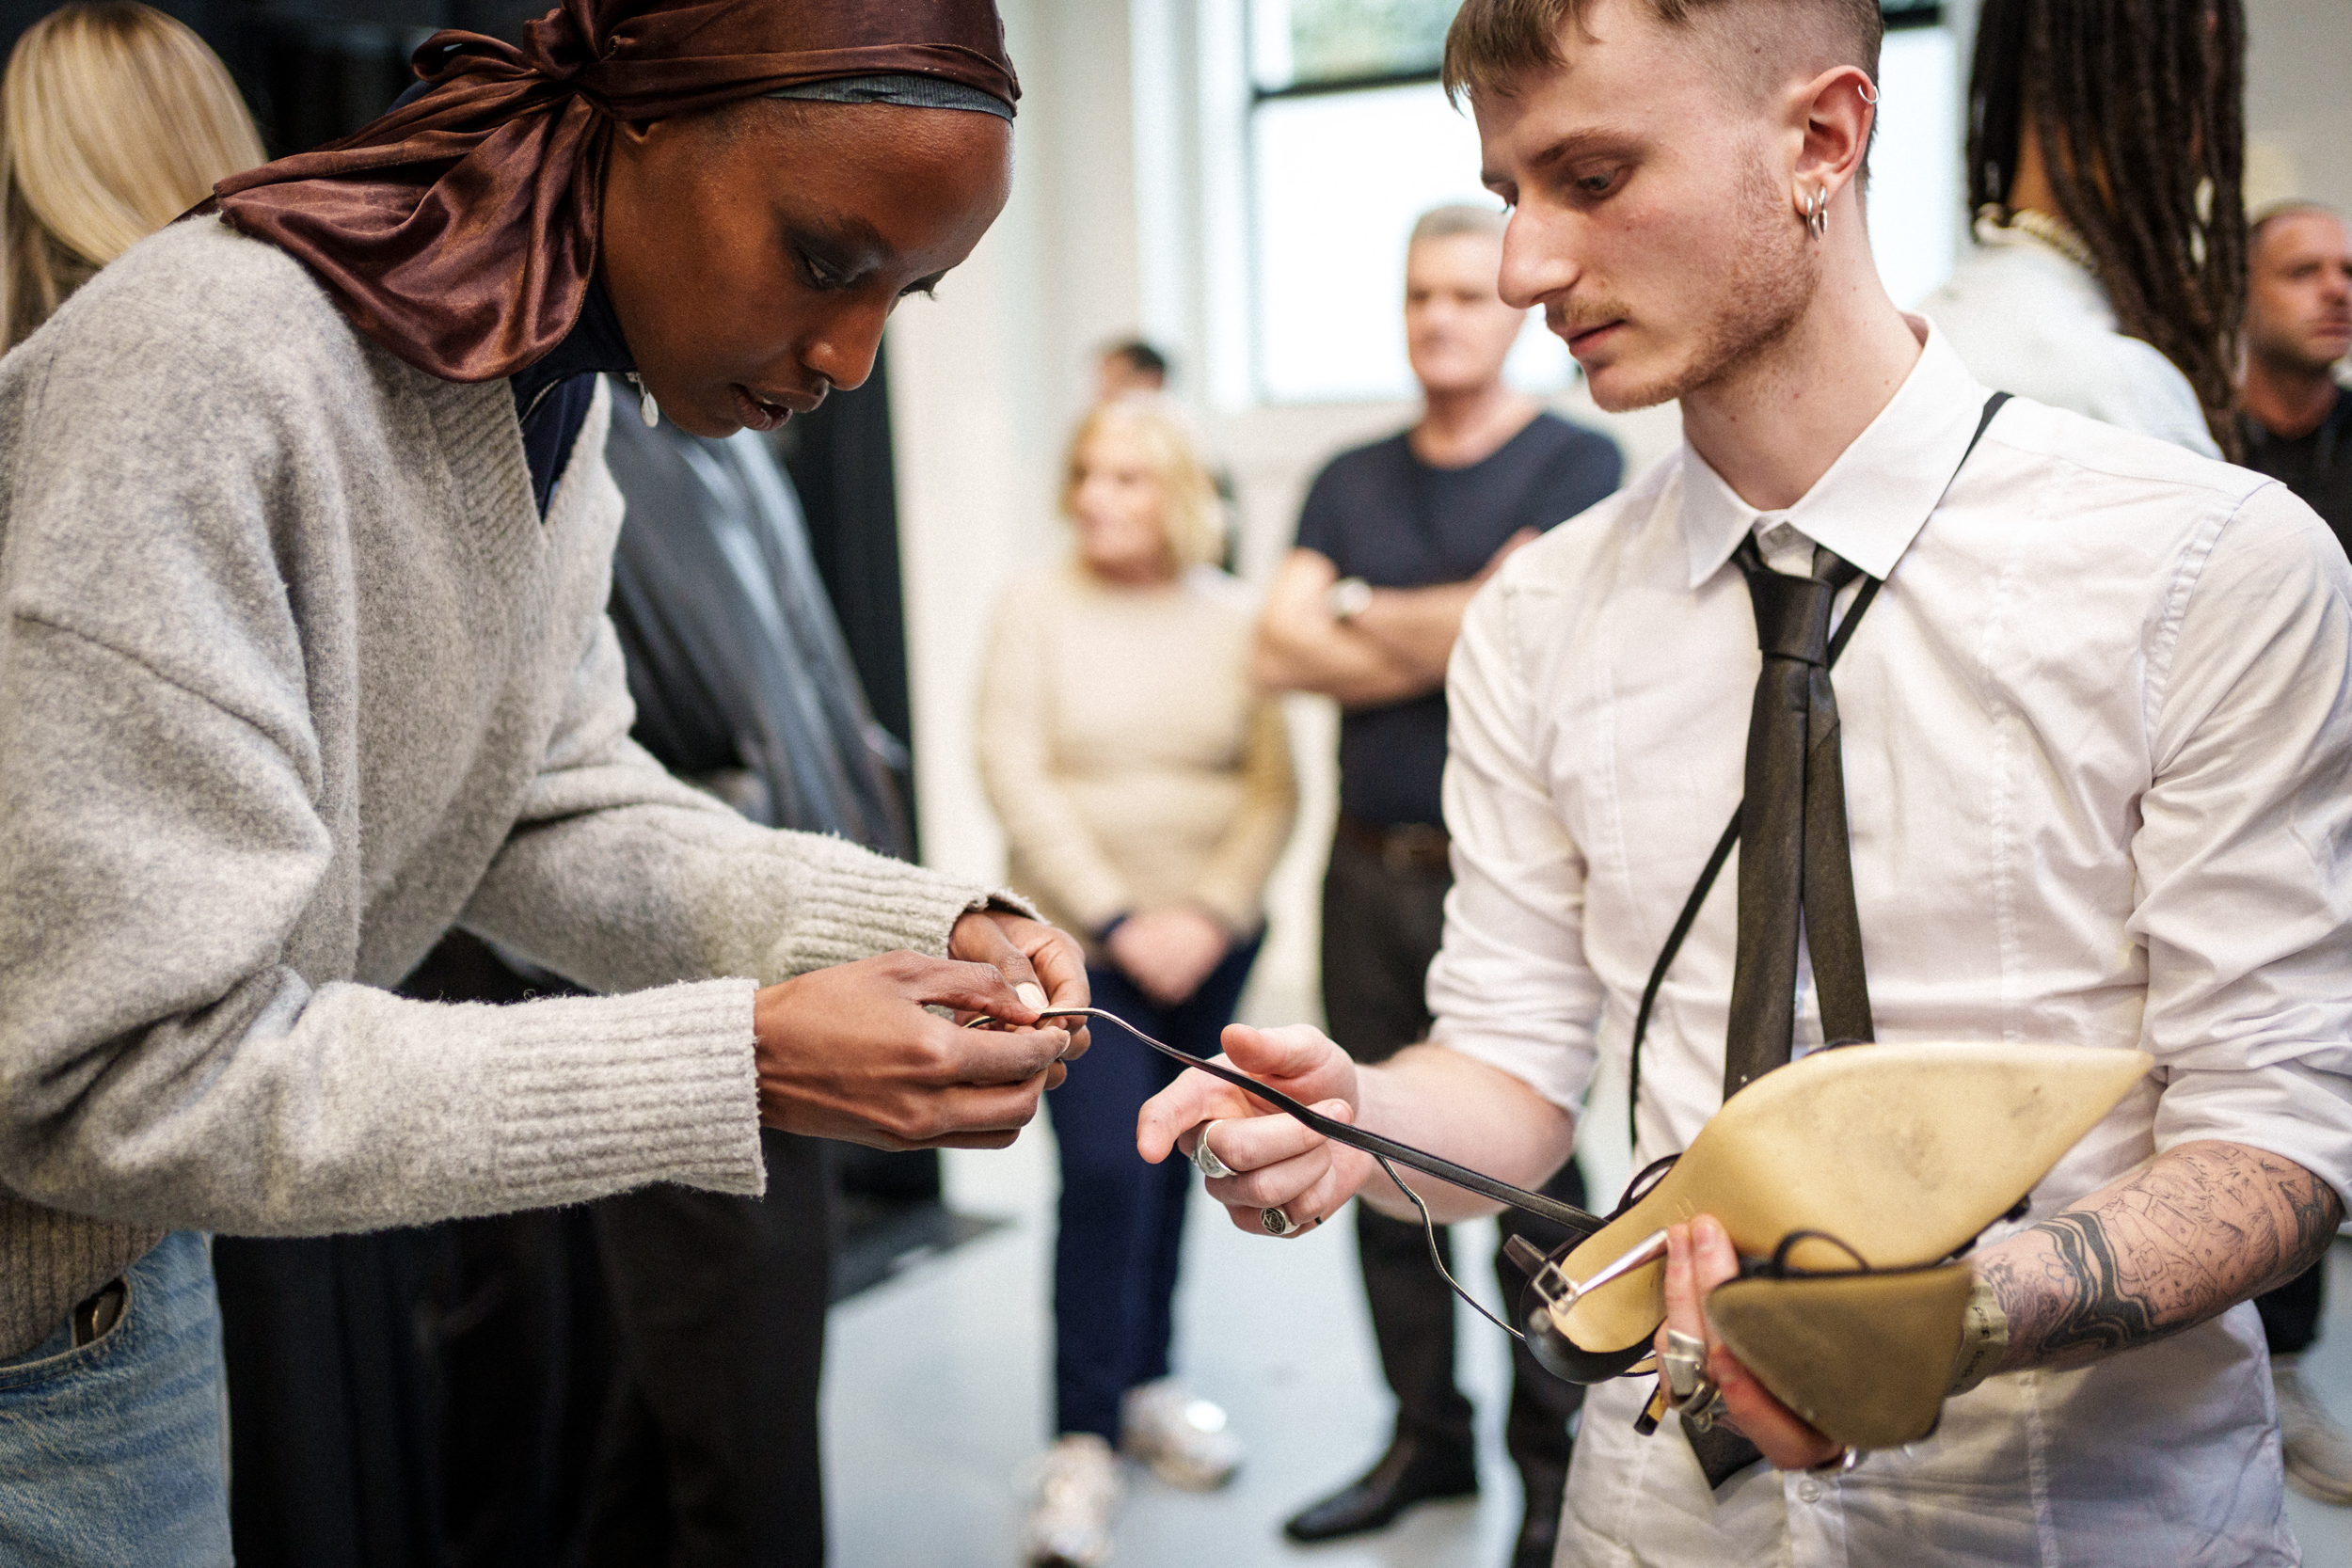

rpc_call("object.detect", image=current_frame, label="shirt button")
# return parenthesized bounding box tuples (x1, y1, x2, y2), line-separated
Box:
(1797, 1479, 1823, 1503)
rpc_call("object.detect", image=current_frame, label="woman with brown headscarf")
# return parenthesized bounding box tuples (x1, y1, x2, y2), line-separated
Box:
(0, 6, 1084, 1561)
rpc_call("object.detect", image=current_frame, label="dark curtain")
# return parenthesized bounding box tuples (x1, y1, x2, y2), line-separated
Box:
(774, 349, 915, 847)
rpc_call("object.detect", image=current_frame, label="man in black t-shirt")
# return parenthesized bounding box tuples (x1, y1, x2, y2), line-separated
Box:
(1254, 205, 1619, 1565)
(2237, 199, 2352, 1507)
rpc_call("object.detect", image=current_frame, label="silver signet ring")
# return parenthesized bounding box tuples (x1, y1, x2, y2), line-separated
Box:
(1191, 1123, 1236, 1180)
(1261, 1206, 1297, 1237)
(1661, 1328, 1708, 1402)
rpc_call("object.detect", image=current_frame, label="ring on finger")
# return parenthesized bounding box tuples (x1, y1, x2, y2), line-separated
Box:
(1661, 1329, 1708, 1402)
(1677, 1380, 1727, 1433)
(1261, 1205, 1297, 1237)
(1191, 1124, 1236, 1180)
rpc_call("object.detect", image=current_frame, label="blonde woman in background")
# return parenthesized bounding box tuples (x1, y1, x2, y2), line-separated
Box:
(981, 395, 1295, 1568)
(1, 0, 262, 351)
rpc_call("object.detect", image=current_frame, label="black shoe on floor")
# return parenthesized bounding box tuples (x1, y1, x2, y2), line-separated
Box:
(1282, 1435, 1480, 1544)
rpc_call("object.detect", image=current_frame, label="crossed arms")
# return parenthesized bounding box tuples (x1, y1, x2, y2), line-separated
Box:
(1251, 534, 1534, 707)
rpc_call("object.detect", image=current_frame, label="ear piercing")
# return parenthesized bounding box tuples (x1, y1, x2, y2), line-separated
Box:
(1798, 76, 1875, 243)
(627, 372, 660, 427)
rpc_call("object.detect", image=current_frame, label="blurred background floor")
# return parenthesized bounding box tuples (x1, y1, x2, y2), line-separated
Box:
(824, 1112, 1526, 1568)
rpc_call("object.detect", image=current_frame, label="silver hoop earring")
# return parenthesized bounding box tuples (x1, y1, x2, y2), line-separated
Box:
(1805, 186, 1829, 242)
(1857, 77, 1880, 105)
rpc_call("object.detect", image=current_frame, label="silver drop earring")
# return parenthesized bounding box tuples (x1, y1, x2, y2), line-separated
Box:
(1805, 186, 1829, 242)
(627, 372, 659, 428)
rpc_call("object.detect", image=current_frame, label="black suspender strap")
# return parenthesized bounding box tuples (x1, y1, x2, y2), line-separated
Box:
(1623, 391, 2010, 1148)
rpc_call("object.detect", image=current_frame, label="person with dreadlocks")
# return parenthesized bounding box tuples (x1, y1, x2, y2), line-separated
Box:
(1141, 0, 2349, 1562)
(1921, 0, 2245, 460)
(0, 3, 1091, 1561)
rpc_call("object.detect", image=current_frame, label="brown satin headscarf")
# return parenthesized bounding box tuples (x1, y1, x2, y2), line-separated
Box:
(209, 0, 1018, 383)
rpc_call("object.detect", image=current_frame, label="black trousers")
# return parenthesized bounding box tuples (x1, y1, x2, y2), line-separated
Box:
(1321, 833, 1587, 1486)
(2259, 1255, 2326, 1357)
(576, 1129, 832, 1568)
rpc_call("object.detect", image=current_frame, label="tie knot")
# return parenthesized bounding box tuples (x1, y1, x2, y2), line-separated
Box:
(1734, 536, 1856, 664)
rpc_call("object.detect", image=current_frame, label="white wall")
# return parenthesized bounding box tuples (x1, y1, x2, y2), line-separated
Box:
(889, 0, 1141, 892)
(2244, 0, 2352, 214)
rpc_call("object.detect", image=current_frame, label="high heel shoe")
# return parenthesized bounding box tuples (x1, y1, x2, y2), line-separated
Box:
(1518, 1041, 2150, 1385)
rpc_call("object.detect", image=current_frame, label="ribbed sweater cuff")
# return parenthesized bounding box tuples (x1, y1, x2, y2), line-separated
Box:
(492, 979, 763, 1205)
(764, 845, 1039, 978)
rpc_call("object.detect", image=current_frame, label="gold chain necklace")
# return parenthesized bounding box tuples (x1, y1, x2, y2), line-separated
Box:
(1979, 203, 2098, 272)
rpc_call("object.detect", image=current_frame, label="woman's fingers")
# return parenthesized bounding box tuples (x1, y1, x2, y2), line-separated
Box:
(949, 911, 1093, 1059)
(946, 913, 1041, 1010)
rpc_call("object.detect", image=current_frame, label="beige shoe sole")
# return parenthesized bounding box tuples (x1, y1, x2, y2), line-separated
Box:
(1526, 1041, 2150, 1382)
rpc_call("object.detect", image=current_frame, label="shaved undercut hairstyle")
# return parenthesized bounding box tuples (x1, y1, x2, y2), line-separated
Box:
(1441, 0, 1883, 105)
(1967, 0, 2247, 456)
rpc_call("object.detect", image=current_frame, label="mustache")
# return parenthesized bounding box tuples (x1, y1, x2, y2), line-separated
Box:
(1546, 299, 1635, 339)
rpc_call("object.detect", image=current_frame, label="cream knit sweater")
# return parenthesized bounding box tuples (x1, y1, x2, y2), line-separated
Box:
(0, 219, 1012, 1358)
(977, 563, 1295, 954)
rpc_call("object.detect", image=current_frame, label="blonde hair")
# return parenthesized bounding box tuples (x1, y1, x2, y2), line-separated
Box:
(0, 2, 263, 349)
(1061, 395, 1226, 573)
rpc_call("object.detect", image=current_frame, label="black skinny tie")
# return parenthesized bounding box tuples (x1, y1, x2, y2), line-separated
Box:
(1678, 534, 1880, 1489)
(1722, 535, 1876, 1099)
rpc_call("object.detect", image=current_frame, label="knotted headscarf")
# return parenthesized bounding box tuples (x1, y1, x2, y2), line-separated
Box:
(210, 0, 1018, 382)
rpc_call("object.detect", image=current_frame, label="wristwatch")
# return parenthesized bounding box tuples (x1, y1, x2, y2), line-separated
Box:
(1326, 577, 1374, 622)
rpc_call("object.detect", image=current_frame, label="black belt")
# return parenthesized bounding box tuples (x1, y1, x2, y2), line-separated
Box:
(1335, 814, 1450, 873)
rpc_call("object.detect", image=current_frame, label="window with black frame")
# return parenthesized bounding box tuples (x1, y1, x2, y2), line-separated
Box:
(1241, 0, 1957, 404)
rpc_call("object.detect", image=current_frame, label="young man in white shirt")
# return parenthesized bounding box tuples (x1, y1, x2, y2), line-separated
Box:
(1138, 0, 2351, 1562)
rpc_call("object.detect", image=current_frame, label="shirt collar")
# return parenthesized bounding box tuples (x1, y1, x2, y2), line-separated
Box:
(1680, 320, 1995, 590)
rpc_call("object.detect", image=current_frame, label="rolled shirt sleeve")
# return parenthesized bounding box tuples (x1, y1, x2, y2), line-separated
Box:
(1423, 565, 1607, 1114)
(2133, 481, 2352, 1204)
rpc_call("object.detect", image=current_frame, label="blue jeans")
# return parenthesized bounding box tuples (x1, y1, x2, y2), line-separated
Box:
(1047, 936, 1262, 1440)
(0, 1231, 231, 1566)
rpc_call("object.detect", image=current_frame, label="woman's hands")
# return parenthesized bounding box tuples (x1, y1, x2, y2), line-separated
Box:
(1655, 1215, 1842, 1470)
(951, 909, 1092, 1055)
(1136, 1022, 1373, 1235)
(1107, 906, 1230, 1006)
(750, 911, 1090, 1150)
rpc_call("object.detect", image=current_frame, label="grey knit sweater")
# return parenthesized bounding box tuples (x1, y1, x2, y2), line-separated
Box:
(0, 219, 1008, 1359)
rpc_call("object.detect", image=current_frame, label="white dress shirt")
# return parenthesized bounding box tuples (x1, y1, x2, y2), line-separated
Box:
(1427, 324, 2352, 1566)
(1923, 217, 2223, 459)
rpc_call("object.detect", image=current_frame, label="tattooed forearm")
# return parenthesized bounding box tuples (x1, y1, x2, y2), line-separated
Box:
(1975, 1141, 2343, 1376)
